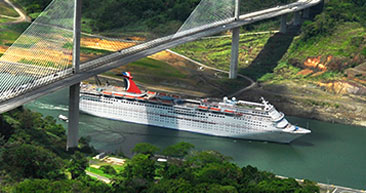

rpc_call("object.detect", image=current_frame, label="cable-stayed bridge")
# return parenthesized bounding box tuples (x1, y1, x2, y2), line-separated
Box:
(0, 0, 322, 148)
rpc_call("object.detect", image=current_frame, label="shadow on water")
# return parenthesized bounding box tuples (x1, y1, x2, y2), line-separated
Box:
(239, 26, 300, 80)
(291, 140, 314, 147)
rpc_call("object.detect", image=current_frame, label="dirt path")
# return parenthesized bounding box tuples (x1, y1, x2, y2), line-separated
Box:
(85, 171, 111, 184)
(0, 0, 30, 24)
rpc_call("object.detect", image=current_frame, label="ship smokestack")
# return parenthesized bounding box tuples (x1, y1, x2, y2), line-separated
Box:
(122, 72, 142, 94)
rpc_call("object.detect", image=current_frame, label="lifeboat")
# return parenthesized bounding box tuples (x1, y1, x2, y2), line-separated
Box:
(114, 93, 124, 97)
(136, 97, 145, 101)
(103, 91, 112, 95)
(124, 95, 135, 99)
(224, 109, 235, 114)
(149, 98, 159, 103)
(198, 106, 209, 110)
(147, 91, 156, 95)
(235, 112, 244, 116)
(171, 94, 180, 99)
(210, 107, 221, 112)
(161, 100, 173, 105)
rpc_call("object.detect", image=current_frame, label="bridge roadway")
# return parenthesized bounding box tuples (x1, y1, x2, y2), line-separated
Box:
(0, 0, 322, 114)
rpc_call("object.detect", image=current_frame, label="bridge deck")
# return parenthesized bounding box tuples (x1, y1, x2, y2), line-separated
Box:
(0, 0, 322, 114)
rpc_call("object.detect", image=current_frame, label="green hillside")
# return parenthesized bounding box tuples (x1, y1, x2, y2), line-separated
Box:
(13, 0, 296, 35)
(270, 0, 366, 82)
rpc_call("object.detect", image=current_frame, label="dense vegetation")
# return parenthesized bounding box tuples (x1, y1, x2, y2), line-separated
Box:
(262, 0, 366, 83)
(0, 108, 109, 192)
(14, 0, 296, 35)
(300, 0, 366, 41)
(0, 108, 319, 193)
(113, 142, 319, 193)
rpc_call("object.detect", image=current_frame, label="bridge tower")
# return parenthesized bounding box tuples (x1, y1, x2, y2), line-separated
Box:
(229, 0, 240, 79)
(280, 14, 288, 33)
(67, 0, 82, 151)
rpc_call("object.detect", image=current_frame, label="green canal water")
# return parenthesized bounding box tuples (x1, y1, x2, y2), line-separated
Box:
(25, 88, 366, 190)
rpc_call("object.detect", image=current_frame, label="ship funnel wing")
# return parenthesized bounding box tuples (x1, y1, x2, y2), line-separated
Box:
(123, 72, 142, 94)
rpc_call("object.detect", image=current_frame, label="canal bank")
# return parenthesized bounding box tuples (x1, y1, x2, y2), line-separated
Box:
(25, 88, 366, 190)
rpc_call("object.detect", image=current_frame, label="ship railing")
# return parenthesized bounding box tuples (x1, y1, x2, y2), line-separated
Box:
(273, 112, 285, 122)
(237, 100, 265, 107)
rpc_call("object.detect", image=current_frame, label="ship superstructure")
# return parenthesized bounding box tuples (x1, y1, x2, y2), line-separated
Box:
(79, 73, 310, 143)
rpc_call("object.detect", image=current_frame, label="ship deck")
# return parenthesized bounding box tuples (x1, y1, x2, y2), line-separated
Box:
(80, 83, 269, 117)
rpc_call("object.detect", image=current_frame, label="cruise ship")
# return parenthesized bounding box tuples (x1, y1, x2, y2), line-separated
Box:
(79, 72, 311, 143)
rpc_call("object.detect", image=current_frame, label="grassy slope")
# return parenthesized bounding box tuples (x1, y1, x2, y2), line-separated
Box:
(104, 57, 187, 83)
(172, 33, 272, 71)
(0, 17, 15, 23)
(0, 23, 28, 44)
(265, 22, 366, 84)
(86, 167, 113, 179)
(285, 22, 366, 63)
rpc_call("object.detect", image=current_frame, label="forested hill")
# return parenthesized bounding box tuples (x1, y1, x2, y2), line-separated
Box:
(14, 0, 296, 34)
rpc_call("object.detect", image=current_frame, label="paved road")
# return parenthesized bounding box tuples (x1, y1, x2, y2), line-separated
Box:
(200, 30, 279, 40)
(0, 0, 30, 23)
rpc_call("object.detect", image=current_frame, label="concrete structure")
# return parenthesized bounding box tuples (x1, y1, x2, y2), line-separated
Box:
(280, 14, 288, 33)
(0, 0, 323, 114)
(294, 11, 302, 25)
(0, 0, 323, 149)
(230, 0, 240, 79)
(302, 8, 310, 19)
(67, 0, 82, 150)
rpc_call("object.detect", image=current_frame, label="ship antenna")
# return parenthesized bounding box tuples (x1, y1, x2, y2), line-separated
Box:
(260, 97, 266, 104)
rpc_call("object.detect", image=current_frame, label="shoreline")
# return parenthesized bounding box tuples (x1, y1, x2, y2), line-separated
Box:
(240, 84, 366, 128)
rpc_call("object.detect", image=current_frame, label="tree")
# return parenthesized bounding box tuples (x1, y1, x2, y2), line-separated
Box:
(162, 164, 185, 179)
(147, 178, 194, 193)
(13, 179, 90, 193)
(112, 154, 156, 192)
(194, 162, 241, 186)
(206, 184, 238, 193)
(67, 151, 88, 179)
(162, 142, 194, 158)
(186, 151, 231, 167)
(100, 165, 117, 175)
(123, 154, 156, 180)
(2, 144, 64, 180)
(132, 143, 159, 155)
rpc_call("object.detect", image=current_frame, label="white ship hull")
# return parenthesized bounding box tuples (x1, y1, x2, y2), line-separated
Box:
(80, 94, 309, 143)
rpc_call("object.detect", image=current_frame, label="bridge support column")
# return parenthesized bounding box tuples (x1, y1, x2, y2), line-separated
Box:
(230, 28, 240, 79)
(67, 0, 82, 151)
(280, 14, 287, 33)
(67, 85, 80, 150)
(302, 8, 310, 19)
(229, 0, 240, 79)
(294, 11, 301, 26)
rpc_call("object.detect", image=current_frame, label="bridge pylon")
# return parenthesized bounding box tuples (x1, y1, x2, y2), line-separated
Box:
(229, 0, 240, 79)
(67, 0, 82, 151)
(280, 14, 288, 33)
